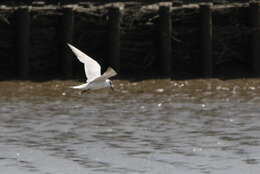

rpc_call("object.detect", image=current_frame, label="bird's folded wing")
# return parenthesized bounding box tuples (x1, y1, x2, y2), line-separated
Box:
(91, 67, 117, 83)
(67, 43, 101, 81)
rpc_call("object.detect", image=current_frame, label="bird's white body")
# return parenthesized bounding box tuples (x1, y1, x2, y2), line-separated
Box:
(67, 43, 117, 90)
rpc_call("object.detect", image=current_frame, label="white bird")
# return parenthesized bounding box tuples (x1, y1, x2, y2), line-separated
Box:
(67, 43, 117, 90)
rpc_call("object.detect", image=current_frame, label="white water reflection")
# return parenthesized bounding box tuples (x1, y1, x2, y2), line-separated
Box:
(0, 80, 260, 174)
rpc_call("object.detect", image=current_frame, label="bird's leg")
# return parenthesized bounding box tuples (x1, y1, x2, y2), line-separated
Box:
(110, 86, 114, 91)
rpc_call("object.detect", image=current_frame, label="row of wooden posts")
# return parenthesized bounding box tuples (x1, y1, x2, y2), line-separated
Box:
(16, 2, 260, 79)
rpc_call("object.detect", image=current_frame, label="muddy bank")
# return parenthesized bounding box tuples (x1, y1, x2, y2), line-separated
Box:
(1, 79, 260, 101)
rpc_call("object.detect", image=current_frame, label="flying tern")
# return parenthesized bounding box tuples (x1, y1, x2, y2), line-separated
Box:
(67, 43, 117, 91)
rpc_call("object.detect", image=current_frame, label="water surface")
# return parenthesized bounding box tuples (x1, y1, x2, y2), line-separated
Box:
(0, 79, 260, 174)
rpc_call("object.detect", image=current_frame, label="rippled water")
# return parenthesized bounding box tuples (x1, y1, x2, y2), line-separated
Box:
(0, 79, 260, 174)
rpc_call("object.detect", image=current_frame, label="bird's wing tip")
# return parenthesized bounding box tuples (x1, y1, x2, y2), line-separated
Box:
(107, 67, 117, 76)
(66, 43, 73, 47)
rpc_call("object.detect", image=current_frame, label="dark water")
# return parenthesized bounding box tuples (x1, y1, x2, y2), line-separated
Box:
(0, 79, 260, 174)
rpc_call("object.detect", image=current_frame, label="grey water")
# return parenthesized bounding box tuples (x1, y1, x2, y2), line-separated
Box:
(0, 80, 260, 174)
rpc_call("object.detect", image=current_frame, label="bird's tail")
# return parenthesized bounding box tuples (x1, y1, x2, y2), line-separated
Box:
(70, 83, 88, 89)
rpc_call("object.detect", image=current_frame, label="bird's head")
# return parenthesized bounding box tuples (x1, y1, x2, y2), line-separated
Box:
(105, 79, 114, 91)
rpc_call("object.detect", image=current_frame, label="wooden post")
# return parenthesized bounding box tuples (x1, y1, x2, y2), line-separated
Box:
(200, 3, 213, 77)
(159, 3, 172, 77)
(17, 7, 30, 79)
(249, 2, 260, 75)
(108, 6, 121, 73)
(60, 7, 74, 78)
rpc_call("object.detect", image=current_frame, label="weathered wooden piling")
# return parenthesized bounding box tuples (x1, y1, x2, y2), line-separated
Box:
(200, 3, 213, 77)
(108, 6, 121, 73)
(159, 3, 172, 77)
(60, 6, 74, 78)
(17, 7, 31, 79)
(249, 2, 260, 75)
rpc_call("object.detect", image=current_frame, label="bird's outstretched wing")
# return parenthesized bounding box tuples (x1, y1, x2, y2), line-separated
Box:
(67, 43, 101, 82)
(91, 67, 117, 83)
